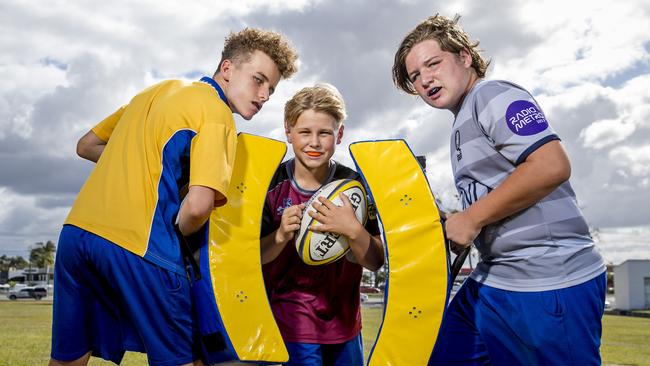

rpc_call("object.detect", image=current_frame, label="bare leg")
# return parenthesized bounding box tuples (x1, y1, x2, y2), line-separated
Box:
(49, 352, 91, 366)
(182, 360, 204, 366)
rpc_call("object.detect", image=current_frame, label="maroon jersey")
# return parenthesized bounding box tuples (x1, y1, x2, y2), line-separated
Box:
(261, 159, 379, 344)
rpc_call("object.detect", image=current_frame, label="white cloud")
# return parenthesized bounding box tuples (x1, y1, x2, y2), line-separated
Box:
(609, 145, 650, 177)
(580, 118, 636, 149)
(594, 225, 650, 265)
(1, 0, 649, 262)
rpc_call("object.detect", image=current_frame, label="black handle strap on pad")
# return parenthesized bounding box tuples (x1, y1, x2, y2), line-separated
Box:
(175, 223, 202, 282)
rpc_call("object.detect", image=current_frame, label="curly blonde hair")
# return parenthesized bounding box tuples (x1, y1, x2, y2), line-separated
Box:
(393, 14, 490, 94)
(216, 27, 298, 79)
(285, 83, 346, 128)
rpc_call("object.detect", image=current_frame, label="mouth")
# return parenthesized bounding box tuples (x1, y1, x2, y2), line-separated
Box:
(427, 87, 441, 97)
(305, 151, 323, 157)
(252, 101, 261, 112)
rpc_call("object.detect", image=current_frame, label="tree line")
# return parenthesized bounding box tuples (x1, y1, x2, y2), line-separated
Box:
(0, 241, 56, 271)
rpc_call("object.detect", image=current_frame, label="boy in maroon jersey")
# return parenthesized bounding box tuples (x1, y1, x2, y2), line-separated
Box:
(260, 84, 384, 365)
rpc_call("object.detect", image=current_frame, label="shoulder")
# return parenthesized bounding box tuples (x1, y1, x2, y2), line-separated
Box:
(164, 81, 233, 121)
(268, 161, 292, 191)
(331, 161, 359, 180)
(472, 80, 533, 101)
(128, 80, 183, 105)
(468, 80, 540, 121)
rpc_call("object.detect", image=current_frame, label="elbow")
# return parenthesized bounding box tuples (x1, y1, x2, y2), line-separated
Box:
(186, 201, 213, 222)
(76, 139, 89, 159)
(364, 254, 385, 272)
(559, 166, 571, 184)
(373, 256, 386, 272)
(550, 161, 571, 187)
(182, 186, 216, 224)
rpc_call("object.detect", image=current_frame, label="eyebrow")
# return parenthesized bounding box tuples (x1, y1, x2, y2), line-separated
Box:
(408, 56, 440, 80)
(296, 127, 334, 133)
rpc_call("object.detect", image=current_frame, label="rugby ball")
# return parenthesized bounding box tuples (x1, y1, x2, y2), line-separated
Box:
(296, 179, 368, 265)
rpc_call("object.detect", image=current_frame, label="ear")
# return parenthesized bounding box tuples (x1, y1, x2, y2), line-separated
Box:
(285, 123, 293, 143)
(336, 124, 345, 145)
(220, 59, 234, 82)
(459, 48, 473, 68)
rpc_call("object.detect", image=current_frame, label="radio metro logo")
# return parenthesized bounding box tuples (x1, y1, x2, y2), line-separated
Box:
(506, 100, 549, 136)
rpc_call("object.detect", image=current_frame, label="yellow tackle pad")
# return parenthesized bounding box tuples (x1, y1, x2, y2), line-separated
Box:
(195, 133, 288, 364)
(350, 140, 448, 366)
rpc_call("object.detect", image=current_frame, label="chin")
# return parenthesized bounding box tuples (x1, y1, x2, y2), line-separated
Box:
(431, 98, 452, 111)
(240, 110, 257, 120)
(298, 156, 329, 170)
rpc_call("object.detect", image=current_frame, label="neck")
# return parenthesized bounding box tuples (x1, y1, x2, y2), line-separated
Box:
(213, 74, 228, 94)
(293, 159, 331, 191)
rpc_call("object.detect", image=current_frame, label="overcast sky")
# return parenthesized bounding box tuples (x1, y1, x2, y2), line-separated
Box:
(1, 0, 649, 264)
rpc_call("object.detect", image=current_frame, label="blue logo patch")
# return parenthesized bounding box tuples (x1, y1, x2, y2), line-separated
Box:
(276, 198, 293, 216)
(505, 100, 548, 136)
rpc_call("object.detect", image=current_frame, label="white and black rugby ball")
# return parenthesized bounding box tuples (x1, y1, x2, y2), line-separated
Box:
(296, 179, 368, 266)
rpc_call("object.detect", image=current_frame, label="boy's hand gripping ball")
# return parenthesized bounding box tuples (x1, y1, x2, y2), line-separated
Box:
(295, 179, 368, 265)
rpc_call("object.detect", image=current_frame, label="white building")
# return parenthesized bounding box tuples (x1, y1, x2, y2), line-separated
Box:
(614, 259, 650, 310)
(6, 267, 54, 285)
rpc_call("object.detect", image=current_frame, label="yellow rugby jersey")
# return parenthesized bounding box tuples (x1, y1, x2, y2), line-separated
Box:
(66, 77, 237, 274)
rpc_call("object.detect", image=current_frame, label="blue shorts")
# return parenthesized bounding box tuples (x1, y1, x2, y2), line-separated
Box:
(284, 333, 364, 366)
(51, 225, 201, 366)
(429, 272, 606, 366)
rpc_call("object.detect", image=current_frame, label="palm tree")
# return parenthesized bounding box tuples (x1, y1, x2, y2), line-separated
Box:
(29, 241, 56, 284)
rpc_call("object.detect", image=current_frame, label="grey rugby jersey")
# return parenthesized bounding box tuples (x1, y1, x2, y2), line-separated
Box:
(452, 80, 604, 291)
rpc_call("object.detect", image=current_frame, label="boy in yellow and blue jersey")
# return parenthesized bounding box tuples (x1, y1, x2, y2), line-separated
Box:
(50, 28, 298, 366)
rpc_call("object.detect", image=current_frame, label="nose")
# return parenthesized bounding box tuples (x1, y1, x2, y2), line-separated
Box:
(309, 133, 320, 147)
(259, 86, 270, 103)
(420, 69, 434, 88)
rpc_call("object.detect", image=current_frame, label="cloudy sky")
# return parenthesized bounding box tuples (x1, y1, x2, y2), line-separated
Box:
(1, 0, 649, 264)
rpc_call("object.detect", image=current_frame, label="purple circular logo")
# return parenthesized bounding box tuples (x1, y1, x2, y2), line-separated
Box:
(505, 100, 548, 136)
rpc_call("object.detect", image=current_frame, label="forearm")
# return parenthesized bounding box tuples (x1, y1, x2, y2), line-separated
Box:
(347, 224, 384, 271)
(79, 144, 105, 163)
(260, 230, 290, 264)
(464, 142, 570, 228)
(178, 186, 215, 236)
(466, 168, 552, 227)
(77, 130, 107, 163)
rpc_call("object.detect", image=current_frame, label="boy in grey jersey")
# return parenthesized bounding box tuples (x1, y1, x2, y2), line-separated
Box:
(393, 14, 606, 365)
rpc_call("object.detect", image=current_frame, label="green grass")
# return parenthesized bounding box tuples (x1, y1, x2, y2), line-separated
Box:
(0, 301, 147, 365)
(361, 306, 383, 357)
(602, 315, 650, 366)
(2, 301, 648, 365)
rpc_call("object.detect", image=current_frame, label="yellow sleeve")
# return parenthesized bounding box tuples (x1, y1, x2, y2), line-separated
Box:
(91, 105, 127, 141)
(189, 120, 237, 205)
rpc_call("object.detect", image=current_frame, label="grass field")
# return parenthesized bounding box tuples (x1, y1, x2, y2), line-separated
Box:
(1, 301, 649, 365)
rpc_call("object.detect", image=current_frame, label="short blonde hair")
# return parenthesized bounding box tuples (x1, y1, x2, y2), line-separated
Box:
(284, 84, 347, 128)
(216, 27, 298, 79)
(393, 14, 490, 94)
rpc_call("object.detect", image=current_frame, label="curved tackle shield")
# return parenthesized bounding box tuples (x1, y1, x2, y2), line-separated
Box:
(195, 133, 288, 364)
(350, 140, 448, 366)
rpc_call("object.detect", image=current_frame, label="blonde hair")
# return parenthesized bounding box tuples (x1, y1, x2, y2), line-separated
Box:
(284, 83, 347, 128)
(216, 27, 298, 79)
(393, 14, 490, 94)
